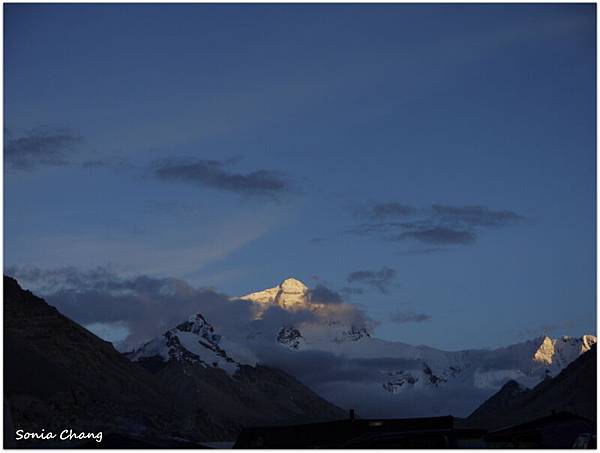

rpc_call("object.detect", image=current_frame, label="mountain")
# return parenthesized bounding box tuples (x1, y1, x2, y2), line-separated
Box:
(232, 277, 597, 418)
(3, 276, 196, 447)
(130, 277, 596, 419)
(239, 277, 310, 309)
(4, 276, 344, 446)
(466, 344, 596, 430)
(127, 312, 346, 437)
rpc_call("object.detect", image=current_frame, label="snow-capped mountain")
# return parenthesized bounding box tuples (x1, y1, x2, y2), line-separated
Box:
(131, 277, 596, 418)
(467, 344, 597, 431)
(239, 277, 310, 309)
(238, 278, 597, 416)
(128, 313, 257, 374)
(125, 308, 345, 432)
(239, 278, 594, 379)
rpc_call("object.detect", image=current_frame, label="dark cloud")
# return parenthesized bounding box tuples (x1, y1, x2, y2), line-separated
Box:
(347, 267, 396, 294)
(308, 284, 344, 304)
(253, 346, 421, 387)
(314, 377, 492, 419)
(340, 286, 365, 296)
(361, 202, 418, 219)
(352, 202, 526, 247)
(7, 266, 256, 350)
(154, 158, 290, 198)
(7, 267, 527, 420)
(430, 204, 526, 227)
(4, 127, 82, 170)
(252, 346, 493, 418)
(397, 227, 476, 245)
(389, 311, 432, 324)
(80, 157, 132, 171)
(7, 266, 371, 352)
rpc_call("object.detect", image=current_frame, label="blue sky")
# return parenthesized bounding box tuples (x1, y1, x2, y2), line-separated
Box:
(4, 4, 596, 350)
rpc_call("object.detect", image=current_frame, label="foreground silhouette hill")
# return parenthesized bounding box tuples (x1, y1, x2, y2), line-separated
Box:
(466, 344, 596, 430)
(3, 276, 344, 447)
(4, 276, 201, 446)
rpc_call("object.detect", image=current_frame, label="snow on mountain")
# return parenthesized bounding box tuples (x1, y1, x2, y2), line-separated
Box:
(131, 277, 596, 418)
(238, 277, 373, 344)
(236, 278, 596, 415)
(239, 277, 310, 310)
(128, 313, 257, 375)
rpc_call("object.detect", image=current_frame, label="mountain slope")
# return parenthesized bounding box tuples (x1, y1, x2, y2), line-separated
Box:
(3, 276, 207, 446)
(466, 345, 596, 430)
(128, 312, 346, 438)
(234, 277, 596, 418)
(4, 276, 345, 446)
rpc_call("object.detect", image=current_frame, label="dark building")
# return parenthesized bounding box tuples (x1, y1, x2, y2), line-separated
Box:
(234, 414, 486, 448)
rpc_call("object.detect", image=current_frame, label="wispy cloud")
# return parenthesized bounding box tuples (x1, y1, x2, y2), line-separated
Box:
(308, 284, 344, 305)
(389, 311, 432, 324)
(4, 127, 82, 170)
(397, 227, 475, 245)
(352, 202, 526, 247)
(430, 204, 526, 228)
(359, 202, 417, 220)
(347, 267, 397, 294)
(340, 286, 365, 297)
(154, 158, 291, 199)
(5, 208, 279, 278)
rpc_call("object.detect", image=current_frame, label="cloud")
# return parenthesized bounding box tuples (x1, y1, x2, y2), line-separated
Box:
(251, 346, 491, 418)
(360, 202, 418, 220)
(80, 156, 132, 171)
(8, 268, 531, 420)
(397, 227, 475, 245)
(7, 266, 373, 352)
(351, 202, 526, 247)
(347, 267, 396, 294)
(389, 311, 432, 324)
(4, 127, 82, 170)
(5, 207, 279, 277)
(430, 204, 526, 227)
(6, 266, 257, 350)
(154, 158, 290, 198)
(308, 284, 344, 304)
(340, 286, 365, 296)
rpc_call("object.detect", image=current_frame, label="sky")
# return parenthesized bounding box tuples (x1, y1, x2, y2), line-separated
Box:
(4, 3, 596, 350)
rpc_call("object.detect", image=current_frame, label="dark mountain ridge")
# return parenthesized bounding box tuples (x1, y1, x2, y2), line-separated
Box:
(466, 343, 596, 430)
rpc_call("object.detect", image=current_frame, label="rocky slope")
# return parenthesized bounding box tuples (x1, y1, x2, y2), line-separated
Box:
(466, 344, 596, 430)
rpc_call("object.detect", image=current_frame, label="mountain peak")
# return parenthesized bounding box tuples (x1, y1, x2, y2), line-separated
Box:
(279, 277, 308, 291)
(240, 277, 310, 309)
(532, 334, 597, 368)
